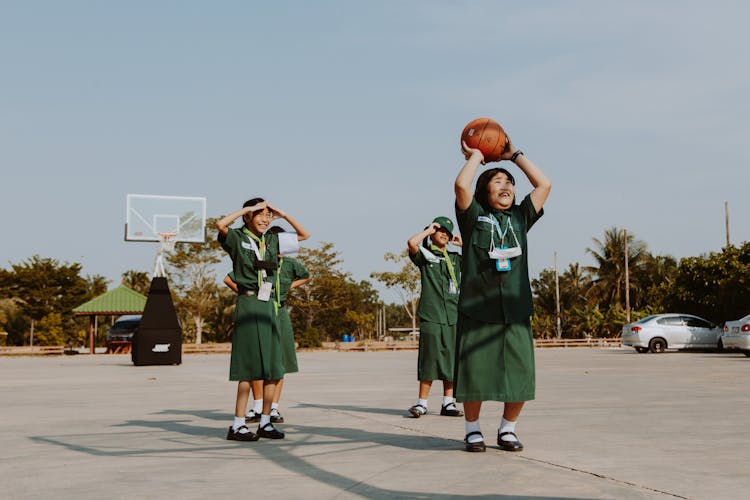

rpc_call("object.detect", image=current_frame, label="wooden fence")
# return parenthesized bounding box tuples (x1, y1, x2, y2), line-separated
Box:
(0, 338, 621, 356)
(534, 338, 621, 348)
(0, 345, 66, 356)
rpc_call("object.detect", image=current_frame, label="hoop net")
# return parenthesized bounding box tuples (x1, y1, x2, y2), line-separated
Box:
(153, 232, 177, 278)
(158, 232, 178, 252)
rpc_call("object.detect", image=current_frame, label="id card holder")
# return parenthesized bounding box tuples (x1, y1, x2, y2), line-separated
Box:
(496, 258, 511, 272)
(257, 281, 272, 302)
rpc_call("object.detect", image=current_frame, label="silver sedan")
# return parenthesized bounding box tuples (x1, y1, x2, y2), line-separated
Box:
(621, 313, 723, 353)
(721, 313, 750, 356)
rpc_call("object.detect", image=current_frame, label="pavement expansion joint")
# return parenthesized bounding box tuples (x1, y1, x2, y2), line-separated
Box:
(518, 455, 689, 499)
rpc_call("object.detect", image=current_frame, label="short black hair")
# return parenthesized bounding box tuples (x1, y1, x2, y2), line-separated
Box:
(267, 225, 285, 235)
(243, 197, 265, 209)
(474, 168, 515, 210)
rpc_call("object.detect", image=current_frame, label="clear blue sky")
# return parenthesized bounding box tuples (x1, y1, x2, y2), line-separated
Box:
(2, 1, 748, 303)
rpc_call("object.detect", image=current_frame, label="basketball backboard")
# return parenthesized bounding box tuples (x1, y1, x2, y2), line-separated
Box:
(125, 194, 206, 243)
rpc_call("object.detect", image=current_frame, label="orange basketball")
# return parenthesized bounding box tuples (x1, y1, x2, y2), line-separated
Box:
(461, 118, 507, 162)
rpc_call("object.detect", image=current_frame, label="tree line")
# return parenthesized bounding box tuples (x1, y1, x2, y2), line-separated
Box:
(1, 223, 747, 346)
(531, 228, 749, 338)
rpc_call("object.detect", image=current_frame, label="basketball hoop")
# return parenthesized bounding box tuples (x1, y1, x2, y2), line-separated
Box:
(158, 232, 177, 252)
(153, 232, 177, 278)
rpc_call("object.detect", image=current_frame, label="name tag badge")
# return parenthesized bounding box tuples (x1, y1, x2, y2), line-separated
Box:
(496, 258, 511, 272)
(257, 281, 273, 302)
(241, 242, 253, 250)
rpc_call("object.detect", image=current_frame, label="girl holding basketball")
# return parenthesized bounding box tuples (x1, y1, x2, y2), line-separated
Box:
(406, 217, 464, 419)
(216, 198, 310, 441)
(454, 135, 551, 452)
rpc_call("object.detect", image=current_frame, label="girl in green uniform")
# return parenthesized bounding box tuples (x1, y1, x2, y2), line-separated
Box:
(406, 217, 464, 418)
(216, 198, 310, 441)
(454, 135, 551, 452)
(224, 246, 310, 425)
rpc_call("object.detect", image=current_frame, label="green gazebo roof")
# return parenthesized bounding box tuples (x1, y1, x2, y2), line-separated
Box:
(73, 286, 147, 316)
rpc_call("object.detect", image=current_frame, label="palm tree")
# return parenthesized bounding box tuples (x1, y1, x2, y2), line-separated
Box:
(585, 227, 647, 309)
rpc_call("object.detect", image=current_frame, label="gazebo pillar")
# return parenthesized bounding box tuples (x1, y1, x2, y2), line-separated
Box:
(89, 316, 96, 354)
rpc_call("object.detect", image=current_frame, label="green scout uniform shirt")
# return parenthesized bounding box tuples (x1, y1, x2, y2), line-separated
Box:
(218, 227, 280, 292)
(277, 257, 310, 303)
(455, 194, 543, 324)
(409, 246, 461, 325)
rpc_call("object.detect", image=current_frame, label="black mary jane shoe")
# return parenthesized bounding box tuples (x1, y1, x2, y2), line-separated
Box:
(497, 431, 524, 452)
(226, 425, 259, 442)
(245, 410, 261, 423)
(270, 410, 284, 424)
(440, 402, 464, 417)
(257, 423, 285, 439)
(464, 431, 487, 452)
(408, 404, 428, 418)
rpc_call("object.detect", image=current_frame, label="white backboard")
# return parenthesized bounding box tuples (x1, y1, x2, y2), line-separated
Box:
(125, 194, 206, 243)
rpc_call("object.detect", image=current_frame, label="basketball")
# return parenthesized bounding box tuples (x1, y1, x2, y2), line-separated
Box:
(461, 118, 507, 162)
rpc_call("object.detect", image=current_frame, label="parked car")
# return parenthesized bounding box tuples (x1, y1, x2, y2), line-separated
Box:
(621, 313, 723, 353)
(721, 313, 750, 357)
(106, 315, 142, 345)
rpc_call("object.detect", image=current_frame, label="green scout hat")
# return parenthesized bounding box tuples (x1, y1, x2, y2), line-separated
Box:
(432, 216, 454, 238)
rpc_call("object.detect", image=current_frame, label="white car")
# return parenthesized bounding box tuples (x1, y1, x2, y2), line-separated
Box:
(721, 313, 750, 357)
(621, 313, 723, 353)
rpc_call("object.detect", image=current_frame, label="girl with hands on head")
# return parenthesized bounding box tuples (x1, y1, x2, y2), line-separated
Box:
(216, 197, 309, 442)
(406, 216, 464, 419)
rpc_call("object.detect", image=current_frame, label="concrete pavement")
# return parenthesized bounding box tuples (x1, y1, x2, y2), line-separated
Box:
(1, 348, 748, 499)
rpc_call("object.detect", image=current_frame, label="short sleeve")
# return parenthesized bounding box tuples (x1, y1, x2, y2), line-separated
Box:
(218, 228, 240, 258)
(455, 198, 483, 239)
(409, 248, 426, 267)
(520, 194, 544, 231)
(292, 259, 310, 280)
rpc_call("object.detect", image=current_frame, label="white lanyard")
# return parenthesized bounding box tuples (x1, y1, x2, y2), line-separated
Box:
(478, 215, 518, 251)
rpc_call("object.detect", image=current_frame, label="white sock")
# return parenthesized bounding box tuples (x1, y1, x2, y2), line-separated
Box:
(418, 398, 428, 409)
(443, 396, 455, 407)
(233, 416, 247, 431)
(259, 414, 271, 427)
(465, 420, 483, 443)
(271, 402, 280, 411)
(252, 399, 263, 413)
(499, 417, 517, 441)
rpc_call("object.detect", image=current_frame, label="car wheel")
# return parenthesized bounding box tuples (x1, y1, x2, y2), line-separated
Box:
(743, 351, 750, 358)
(648, 337, 667, 353)
(635, 347, 648, 353)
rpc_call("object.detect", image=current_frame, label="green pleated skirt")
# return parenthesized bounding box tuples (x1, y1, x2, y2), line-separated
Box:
(417, 321, 456, 382)
(229, 294, 284, 381)
(453, 314, 535, 402)
(278, 307, 299, 374)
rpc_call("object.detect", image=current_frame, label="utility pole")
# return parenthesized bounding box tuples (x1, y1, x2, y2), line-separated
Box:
(725, 201, 730, 247)
(554, 251, 562, 339)
(624, 229, 631, 324)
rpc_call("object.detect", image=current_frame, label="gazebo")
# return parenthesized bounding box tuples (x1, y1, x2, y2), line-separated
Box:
(73, 286, 147, 354)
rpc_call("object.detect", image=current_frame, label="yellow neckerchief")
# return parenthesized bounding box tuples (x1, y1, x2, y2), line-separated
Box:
(242, 227, 266, 285)
(275, 256, 284, 312)
(429, 244, 458, 292)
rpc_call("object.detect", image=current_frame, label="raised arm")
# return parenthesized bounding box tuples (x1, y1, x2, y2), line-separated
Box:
(267, 204, 311, 241)
(500, 140, 551, 213)
(215, 201, 266, 236)
(407, 223, 439, 255)
(455, 141, 485, 211)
